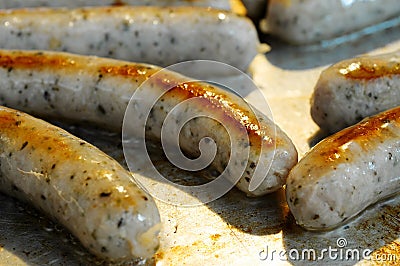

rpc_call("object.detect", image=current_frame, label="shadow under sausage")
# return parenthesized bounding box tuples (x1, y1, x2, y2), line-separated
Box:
(143, 139, 288, 237)
(262, 22, 400, 71)
(307, 129, 332, 148)
(206, 187, 289, 236)
(280, 194, 400, 266)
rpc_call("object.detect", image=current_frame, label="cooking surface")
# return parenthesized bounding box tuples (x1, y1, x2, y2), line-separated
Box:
(0, 22, 400, 265)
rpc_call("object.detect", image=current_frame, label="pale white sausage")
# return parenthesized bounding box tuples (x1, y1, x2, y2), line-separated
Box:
(0, 49, 297, 196)
(0, 6, 262, 71)
(0, 105, 161, 261)
(287, 106, 400, 230)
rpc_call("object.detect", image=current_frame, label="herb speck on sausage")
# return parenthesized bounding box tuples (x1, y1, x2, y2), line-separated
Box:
(20, 141, 28, 150)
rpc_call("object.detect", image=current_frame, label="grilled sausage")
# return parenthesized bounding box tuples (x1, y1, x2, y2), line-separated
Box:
(287, 106, 400, 230)
(0, 49, 297, 196)
(0, 6, 263, 71)
(262, 0, 400, 44)
(311, 50, 400, 133)
(0, 105, 161, 261)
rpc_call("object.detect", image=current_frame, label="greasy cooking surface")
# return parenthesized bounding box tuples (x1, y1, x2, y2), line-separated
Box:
(0, 23, 400, 266)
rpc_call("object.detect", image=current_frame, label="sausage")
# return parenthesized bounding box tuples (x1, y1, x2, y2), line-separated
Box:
(286, 106, 400, 230)
(311, 50, 400, 134)
(0, 50, 159, 131)
(0, 105, 161, 261)
(261, 0, 400, 44)
(0, 6, 263, 71)
(0, 0, 237, 13)
(0, 49, 297, 196)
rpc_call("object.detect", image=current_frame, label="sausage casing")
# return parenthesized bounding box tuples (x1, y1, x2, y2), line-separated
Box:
(0, 6, 262, 71)
(0, 106, 161, 261)
(311, 50, 400, 133)
(0, 49, 297, 196)
(287, 106, 400, 230)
